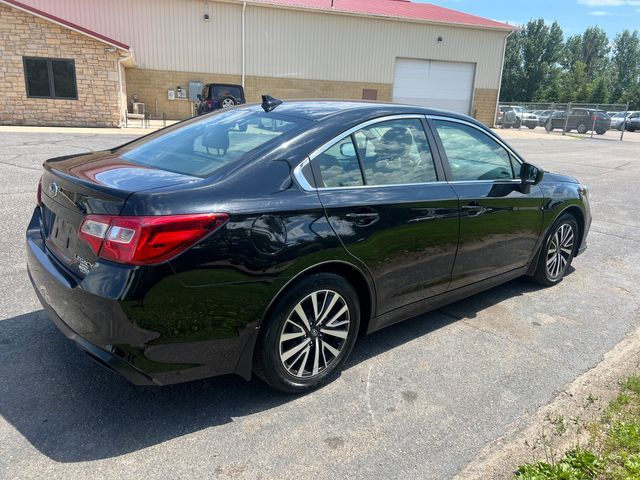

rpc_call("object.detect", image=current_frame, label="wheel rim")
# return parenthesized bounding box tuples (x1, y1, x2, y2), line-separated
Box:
(221, 99, 234, 108)
(546, 223, 575, 280)
(279, 290, 350, 379)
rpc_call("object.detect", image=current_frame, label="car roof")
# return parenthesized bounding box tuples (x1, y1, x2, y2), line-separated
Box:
(241, 99, 485, 125)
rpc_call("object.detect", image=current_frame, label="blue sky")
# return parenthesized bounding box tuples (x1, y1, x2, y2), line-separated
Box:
(419, 0, 640, 38)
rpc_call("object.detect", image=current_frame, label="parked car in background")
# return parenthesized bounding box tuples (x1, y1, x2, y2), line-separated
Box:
(27, 98, 591, 393)
(625, 112, 640, 132)
(544, 108, 611, 134)
(496, 106, 539, 129)
(510, 106, 539, 129)
(537, 110, 554, 126)
(610, 112, 627, 130)
(196, 83, 246, 115)
(496, 105, 520, 128)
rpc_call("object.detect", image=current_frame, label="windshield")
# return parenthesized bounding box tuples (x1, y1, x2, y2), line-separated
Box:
(119, 108, 309, 178)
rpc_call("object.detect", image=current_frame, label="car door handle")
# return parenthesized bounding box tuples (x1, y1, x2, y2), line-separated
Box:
(462, 202, 487, 217)
(345, 210, 379, 226)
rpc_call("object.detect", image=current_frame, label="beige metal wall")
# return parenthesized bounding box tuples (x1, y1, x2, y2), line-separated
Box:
(18, 0, 508, 89)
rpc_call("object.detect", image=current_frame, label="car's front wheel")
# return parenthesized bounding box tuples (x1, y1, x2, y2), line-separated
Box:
(530, 213, 578, 286)
(254, 273, 360, 393)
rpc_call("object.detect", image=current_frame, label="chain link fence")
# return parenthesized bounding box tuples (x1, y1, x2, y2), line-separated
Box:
(495, 101, 636, 141)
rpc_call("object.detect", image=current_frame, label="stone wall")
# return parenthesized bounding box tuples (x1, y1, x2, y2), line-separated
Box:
(126, 68, 498, 127)
(125, 67, 392, 120)
(0, 3, 123, 127)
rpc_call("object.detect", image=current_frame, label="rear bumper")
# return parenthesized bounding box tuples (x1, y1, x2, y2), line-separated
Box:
(26, 213, 156, 385)
(26, 207, 260, 385)
(30, 273, 156, 385)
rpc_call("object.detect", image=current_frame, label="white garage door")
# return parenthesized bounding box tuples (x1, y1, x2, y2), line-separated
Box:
(392, 59, 475, 114)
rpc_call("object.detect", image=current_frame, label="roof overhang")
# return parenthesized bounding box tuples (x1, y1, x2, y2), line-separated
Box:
(231, 0, 516, 32)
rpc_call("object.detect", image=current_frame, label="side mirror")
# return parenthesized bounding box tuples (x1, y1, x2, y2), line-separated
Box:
(520, 162, 544, 185)
(197, 94, 202, 101)
(340, 142, 356, 158)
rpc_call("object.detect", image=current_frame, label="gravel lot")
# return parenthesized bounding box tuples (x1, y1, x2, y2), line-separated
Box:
(0, 127, 638, 479)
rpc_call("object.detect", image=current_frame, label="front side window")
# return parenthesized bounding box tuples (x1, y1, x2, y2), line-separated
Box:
(354, 119, 437, 185)
(433, 120, 514, 181)
(23, 57, 77, 99)
(119, 108, 309, 178)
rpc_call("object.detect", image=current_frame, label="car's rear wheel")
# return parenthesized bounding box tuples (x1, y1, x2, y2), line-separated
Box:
(577, 123, 588, 134)
(220, 96, 236, 109)
(515, 118, 522, 129)
(527, 124, 536, 129)
(254, 273, 360, 393)
(596, 128, 607, 135)
(530, 213, 578, 286)
(545, 122, 553, 132)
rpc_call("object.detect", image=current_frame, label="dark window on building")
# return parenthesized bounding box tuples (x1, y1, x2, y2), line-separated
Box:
(23, 57, 78, 99)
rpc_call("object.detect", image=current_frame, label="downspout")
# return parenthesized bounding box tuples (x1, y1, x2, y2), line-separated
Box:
(495, 30, 513, 127)
(241, 1, 246, 88)
(117, 51, 133, 128)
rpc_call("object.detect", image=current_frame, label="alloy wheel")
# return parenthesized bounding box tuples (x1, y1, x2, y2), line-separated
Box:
(278, 289, 350, 379)
(546, 223, 575, 280)
(221, 98, 235, 108)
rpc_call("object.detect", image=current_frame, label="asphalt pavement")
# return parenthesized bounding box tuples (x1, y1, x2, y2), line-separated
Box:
(0, 127, 638, 479)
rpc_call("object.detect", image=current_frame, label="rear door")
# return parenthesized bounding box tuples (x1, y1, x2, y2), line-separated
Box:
(310, 116, 459, 314)
(429, 117, 544, 288)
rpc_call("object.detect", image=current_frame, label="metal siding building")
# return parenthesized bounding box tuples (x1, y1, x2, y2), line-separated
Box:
(2, 0, 513, 125)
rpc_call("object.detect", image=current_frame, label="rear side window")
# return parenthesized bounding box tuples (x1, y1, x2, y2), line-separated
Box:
(314, 137, 364, 188)
(119, 109, 308, 178)
(433, 120, 514, 181)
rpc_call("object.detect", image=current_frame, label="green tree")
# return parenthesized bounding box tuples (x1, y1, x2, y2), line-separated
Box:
(590, 77, 609, 104)
(611, 30, 640, 103)
(500, 30, 525, 101)
(581, 26, 610, 80)
(521, 20, 565, 99)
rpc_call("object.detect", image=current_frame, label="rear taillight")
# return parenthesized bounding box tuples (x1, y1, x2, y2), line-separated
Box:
(207, 100, 215, 108)
(79, 213, 229, 266)
(36, 178, 42, 206)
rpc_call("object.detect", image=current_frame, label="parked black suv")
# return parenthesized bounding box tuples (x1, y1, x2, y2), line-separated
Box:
(545, 108, 611, 134)
(196, 83, 246, 115)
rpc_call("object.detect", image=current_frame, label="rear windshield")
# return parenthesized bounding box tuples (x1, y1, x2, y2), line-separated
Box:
(211, 85, 243, 99)
(119, 108, 309, 178)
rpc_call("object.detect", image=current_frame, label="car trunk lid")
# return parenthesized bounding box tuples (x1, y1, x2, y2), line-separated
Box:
(40, 151, 200, 277)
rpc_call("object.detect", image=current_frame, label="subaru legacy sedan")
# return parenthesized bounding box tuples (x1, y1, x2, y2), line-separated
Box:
(27, 98, 591, 393)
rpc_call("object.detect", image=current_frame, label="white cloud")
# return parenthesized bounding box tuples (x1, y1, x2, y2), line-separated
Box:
(588, 10, 611, 14)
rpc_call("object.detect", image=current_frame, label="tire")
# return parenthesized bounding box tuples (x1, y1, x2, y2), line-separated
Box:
(596, 129, 606, 135)
(254, 273, 360, 393)
(527, 125, 536, 130)
(577, 123, 588, 134)
(515, 118, 522, 129)
(545, 121, 553, 132)
(530, 213, 579, 286)
(219, 96, 237, 109)
(629, 128, 636, 133)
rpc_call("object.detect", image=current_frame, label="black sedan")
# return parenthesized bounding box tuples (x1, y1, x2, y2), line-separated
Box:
(27, 98, 591, 393)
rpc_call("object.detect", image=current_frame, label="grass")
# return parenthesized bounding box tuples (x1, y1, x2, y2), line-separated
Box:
(514, 375, 640, 479)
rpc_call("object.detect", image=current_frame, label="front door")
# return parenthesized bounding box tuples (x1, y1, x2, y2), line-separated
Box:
(311, 117, 459, 314)
(430, 118, 544, 289)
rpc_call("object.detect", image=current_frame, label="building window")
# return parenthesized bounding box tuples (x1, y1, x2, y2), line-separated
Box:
(23, 57, 78, 99)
